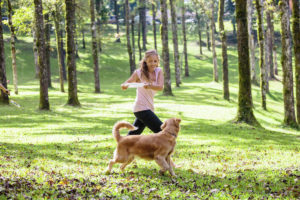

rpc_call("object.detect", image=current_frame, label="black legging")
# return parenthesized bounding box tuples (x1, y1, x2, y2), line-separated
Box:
(128, 110, 163, 135)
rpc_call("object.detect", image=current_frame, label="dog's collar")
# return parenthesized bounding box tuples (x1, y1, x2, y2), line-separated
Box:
(166, 131, 177, 138)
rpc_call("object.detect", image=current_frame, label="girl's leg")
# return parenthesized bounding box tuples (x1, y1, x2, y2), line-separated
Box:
(134, 110, 162, 133)
(127, 117, 146, 135)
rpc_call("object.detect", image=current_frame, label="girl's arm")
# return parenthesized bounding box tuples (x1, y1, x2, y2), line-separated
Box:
(121, 70, 139, 90)
(0, 83, 10, 95)
(144, 70, 164, 91)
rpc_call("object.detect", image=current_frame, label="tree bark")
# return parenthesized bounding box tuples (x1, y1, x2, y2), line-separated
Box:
(0, 3, 9, 105)
(235, 0, 259, 126)
(65, 0, 80, 106)
(44, 13, 52, 88)
(139, 0, 146, 50)
(114, 0, 120, 36)
(53, 5, 65, 92)
(292, 0, 300, 124)
(125, 0, 135, 74)
(34, 0, 50, 110)
(206, 22, 211, 51)
(218, 0, 229, 100)
(160, 0, 173, 96)
(247, 0, 258, 85)
(138, 19, 142, 60)
(152, 2, 157, 50)
(211, 1, 218, 82)
(131, 15, 136, 70)
(266, 8, 275, 80)
(32, 28, 40, 79)
(170, 0, 181, 87)
(81, 30, 86, 49)
(195, 10, 203, 55)
(96, 0, 102, 52)
(181, 4, 189, 77)
(7, 0, 18, 95)
(255, 0, 267, 110)
(280, 0, 297, 126)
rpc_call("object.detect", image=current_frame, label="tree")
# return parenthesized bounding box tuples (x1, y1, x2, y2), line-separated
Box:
(125, 0, 135, 74)
(181, 2, 189, 77)
(218, 0, 229, 100)
(266, 1, 275, 80)
(235, 0, 259, 126)
(255, 0, 267, 110)
(280, 0, 297, 126)
(65, 0, 80, 106)
(34, 0, 50, 110)
(90, 0, 100, 93)
(170, 0, 181, 87)
(114, 0, 120, 42)
(7, 0, 19, 95)
(139, 0, 146, 50)
(292, 0, 300, 124)
(210, 0, 218, 82)
(160, 0, 173, 96)
(151, 0, 157, 50)
(44, 12, 52, 88)
(0, 2, 9, 105)
(131, 14, 136, 69)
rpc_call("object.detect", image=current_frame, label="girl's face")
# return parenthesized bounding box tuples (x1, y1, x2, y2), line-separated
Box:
(145, 55, 159, 72)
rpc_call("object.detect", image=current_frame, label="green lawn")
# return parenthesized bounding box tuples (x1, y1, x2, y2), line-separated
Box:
(0, 24, 299, 199)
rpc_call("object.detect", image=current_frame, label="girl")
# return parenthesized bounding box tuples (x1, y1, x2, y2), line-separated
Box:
(121, 49, 164, 135)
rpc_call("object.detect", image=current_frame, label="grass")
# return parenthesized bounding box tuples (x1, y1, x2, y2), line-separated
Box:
(0, 23, 299, 199)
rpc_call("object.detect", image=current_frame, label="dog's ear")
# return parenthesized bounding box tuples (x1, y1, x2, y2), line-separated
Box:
(175, 118, 181, 124)
(160, 121, 167, 130)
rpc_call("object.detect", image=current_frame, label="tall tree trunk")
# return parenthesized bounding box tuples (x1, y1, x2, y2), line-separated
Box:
(271, 11, 278, 76)
(170, 0, 181, 87)
(152, 2, 157, 50)
(60, 30, 67, 80)
(292, 0, 300, 124)
(32, 28, 39, 79)
(280, 0, 296, 126)
(267, 8, 275, 80)
(206, 22, 211, 51)
(160, 0, 173, 96)
(125, 0, 135, 74)
(0, 3, 9, 105)
(81, 30, 86, 49)
(66, 0, 80, 106)
(211, 1, 218, 82)
(235, 0, 259, 126)
(131, 15, 136, 69)
(44, 13, 52, 88)
(255, 0, 267, 110)
(34, 0, 50, 110)
(138, 19, 142, 60)
(218, 0, 229, 100)
(181, 4, 189, 77)
(53, 6, 64, 92)
(114, 0, 120, 36)
(96, 0, 102, 52)
(247, 0, 258, 85)
(7, 0, 18, 95)
(90, 0, 100, 93)
(196, 10, 203, 55)
(139, 0, 146, 50)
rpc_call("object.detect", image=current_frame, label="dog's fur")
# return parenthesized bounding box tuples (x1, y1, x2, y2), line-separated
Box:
(106, 118, 181, 176)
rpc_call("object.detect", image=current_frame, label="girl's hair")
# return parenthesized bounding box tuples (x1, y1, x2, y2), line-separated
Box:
(139, 49, 160, 80)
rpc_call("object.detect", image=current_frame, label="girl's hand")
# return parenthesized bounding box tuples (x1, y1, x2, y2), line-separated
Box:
(121, 83, 129, 90)
(144, 83, 152, 89)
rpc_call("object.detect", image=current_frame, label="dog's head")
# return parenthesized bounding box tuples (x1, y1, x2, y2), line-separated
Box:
(160, 118, 181, 137)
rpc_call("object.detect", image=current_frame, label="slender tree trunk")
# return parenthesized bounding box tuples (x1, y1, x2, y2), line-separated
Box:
(271, 11, 278, 76)
(139, 0, 146, 50)
(90, 0, 100, 93)
(280, 0, 296, 126)
(32, 28, 40, 79)
(34, 0, 50, 110)
(44, 13, 52, 88)
(170, 0, 181, 87)
(53, 7, 64, 92)
(66, 0, 80, 106)
(206, 22, 211, 51)
(211, 1, 218, 82)
(114, 0, 120, 35)
(0, 3, 9, 105)
(196, 11, 203, 55)
(60, 30, 67, 81)
(81, 30, 86, 49)
(267, 9, 275, 80)
(125, 0, 135, 74)
(181, 4, 189, 77)
(255, 0, 267, 110)
(131, 15, 136, 69)
(160, 0, 173, 96)
(247, 0, 258, 85)
(292, 0, 300, 124)
(218, 0, 229, 100)
(152, 3, 157, 50)
(7, 0, 18, 95)
(96, 0, 102, 52)
(138, 19, 142, 60)
(235, 0, 259, 126)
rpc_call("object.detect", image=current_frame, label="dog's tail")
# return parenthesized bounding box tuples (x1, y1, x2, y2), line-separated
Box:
(113, 121, 136, 142)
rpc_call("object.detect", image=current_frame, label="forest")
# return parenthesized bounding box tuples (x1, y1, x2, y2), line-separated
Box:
(0, 0, 299, 199)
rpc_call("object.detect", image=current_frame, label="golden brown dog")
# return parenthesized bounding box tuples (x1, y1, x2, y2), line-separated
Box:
(106, 118, 181, 176)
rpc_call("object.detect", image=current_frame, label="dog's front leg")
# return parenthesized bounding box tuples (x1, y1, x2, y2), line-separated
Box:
(155, 156, 174, 176)
(166, 156, 176, 177)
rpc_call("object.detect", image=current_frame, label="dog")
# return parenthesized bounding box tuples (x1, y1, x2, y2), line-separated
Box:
(106, 118, 181, 176)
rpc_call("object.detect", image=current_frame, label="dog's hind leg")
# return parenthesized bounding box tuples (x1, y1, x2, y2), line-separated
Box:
(166, 155, 176, 176)
(106, 149, 127, 174)
(120, 155, 134, 171)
